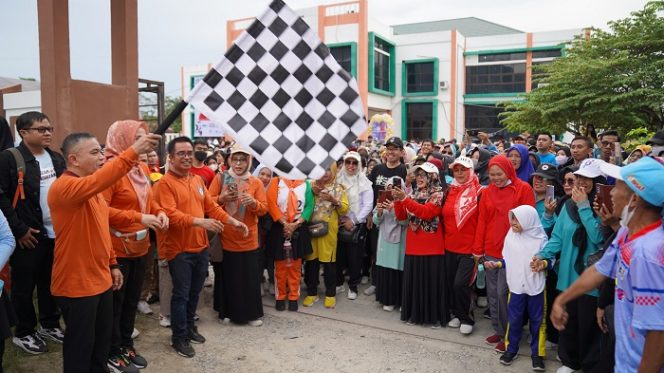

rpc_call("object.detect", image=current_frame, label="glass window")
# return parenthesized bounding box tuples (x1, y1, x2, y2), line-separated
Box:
(373, 36, 393, 92)
(478, 52, 526, 63)
(405, 102, 433, 141)
(329, 45, 352, 76)
(465, 63, 526, 94)
(532, 49, 562, 59)
(406, 62, 434, 93)
(464, 105, 504, 133)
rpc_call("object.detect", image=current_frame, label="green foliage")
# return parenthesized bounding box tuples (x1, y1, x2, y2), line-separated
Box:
(500, 1, 664, 137)
(165, 96, 182, 133)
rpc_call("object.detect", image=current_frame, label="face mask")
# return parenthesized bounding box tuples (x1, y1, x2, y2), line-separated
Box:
(556, 155, 569, 165)
(651, 145, 664, 157)
(194, 151, 207, 162)
(208, 164, 218, 172)
(619, 195, 637, 228)
(472, 158, 479, 170)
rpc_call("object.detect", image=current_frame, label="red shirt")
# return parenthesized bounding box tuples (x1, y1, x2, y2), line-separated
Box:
(442, 186, 479, 255)
(189, 165, 215, 188)
(394, 197, 445, 256)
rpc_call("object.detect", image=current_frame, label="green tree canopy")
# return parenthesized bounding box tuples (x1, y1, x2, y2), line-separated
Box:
(500, 1, 664, 136)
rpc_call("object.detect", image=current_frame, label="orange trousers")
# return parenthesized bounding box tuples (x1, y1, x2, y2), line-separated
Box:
(274, 258, 302, 301)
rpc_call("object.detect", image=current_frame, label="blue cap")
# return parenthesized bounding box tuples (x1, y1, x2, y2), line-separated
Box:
(619, 157, 664, 207)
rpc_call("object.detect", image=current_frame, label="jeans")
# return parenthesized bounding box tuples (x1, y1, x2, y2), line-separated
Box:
(168, 250, 208, 340)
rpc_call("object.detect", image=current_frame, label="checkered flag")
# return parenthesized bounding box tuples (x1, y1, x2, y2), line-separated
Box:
(188, 0, 366, 179)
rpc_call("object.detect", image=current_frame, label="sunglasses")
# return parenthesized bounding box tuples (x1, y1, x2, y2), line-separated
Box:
(344, 160, 358, 166)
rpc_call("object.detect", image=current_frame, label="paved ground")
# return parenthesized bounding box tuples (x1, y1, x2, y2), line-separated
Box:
(5, 279, 562, 372)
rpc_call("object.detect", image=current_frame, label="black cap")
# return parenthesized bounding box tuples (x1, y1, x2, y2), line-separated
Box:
(513, 134, 526, 140)
(532, 163, 559, 180)
(646, 130, 664, 146)
(385, 136, 403, 148)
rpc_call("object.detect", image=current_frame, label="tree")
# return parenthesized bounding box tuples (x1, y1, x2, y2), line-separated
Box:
(140, 95, 183, 133)
(500, 1, 664, 136)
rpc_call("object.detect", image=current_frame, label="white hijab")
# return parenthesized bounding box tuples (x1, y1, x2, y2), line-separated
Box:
(504, 205, 548, 251)
(337, 152, 372, 216)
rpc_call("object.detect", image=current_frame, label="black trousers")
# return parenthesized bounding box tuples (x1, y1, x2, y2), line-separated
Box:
(111, 255, 146, 357)
(336, 235, 366, 292)
(445, 252, 476, 325)
(56, 288, 113, 373)
(557, 294, 601, 371)
(10, 237, 60, 337)
(545, 270, 559, 343)
(304, 260, 336, 297)
(366, 227, 379, 285)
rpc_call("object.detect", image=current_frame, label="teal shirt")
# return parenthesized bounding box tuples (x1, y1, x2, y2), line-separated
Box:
(373, 209, 407, 271)
(537, 200, 603, 296)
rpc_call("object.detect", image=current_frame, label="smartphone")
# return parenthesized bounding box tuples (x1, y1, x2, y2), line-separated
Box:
(378, 190, 393, 204)
(595, 184, 615, 214)
(546, 185, 555, 201)
(466, 129, 479, 137)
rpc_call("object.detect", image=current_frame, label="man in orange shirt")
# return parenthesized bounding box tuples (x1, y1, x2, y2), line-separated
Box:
(154, 136, 248, 358)
(48, 131, 160, 373)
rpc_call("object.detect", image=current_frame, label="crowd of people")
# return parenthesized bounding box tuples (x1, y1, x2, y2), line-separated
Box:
(0, 110, 663, 372)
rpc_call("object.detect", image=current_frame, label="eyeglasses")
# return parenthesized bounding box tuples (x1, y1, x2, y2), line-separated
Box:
(414, 171, 427, 178)
(600, 141, 613, 147)
(344, 160, 358, 166)
(175, 151, 194, 158)
(563, 178, 575, 185)
(24, 126, 54, 134)
(231, 157, 248, 164)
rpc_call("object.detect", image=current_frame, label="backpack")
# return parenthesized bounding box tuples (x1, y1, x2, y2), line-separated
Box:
(6, 148, 25, 208)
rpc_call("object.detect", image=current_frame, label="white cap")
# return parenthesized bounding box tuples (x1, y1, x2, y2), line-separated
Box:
(599, 162, 622, 181)
(343, 151, 362, 163)
(229, 143, 251, 155)
(449, 156, 473, 170)
(574, 158, 605, 178)
(412, 162, 439, 174)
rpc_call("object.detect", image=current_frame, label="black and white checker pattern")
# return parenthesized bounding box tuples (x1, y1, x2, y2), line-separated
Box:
(188, 0, 367, 180)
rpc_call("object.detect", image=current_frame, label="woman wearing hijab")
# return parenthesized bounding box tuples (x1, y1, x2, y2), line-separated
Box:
(253, 164, 275, 295)
(472, 155, 535, 353)
(443, 156, 483, 335)
(103, 120, 169, 370)
(265, 173, 314, 311)
(208, 145, 268, 326)
(392, 162, 448, 326)
(336, 152, 374, 300)
(303, 163, 349, 309)
(625, 144, 651, 164)
(469, 147, 492, 186)
(506, 144, 535, 183)
(373, 176, 407, 312)
(533, 159, 605, 373)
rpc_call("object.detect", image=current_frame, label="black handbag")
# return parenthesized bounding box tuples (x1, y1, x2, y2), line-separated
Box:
(307, 221, 329, 238)
(338, 224, 366, 244)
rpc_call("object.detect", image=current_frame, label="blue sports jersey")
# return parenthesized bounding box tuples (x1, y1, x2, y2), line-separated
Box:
(595, 223, 664, 372)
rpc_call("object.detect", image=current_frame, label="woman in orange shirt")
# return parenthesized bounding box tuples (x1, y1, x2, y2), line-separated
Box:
(103, 121, 168, 370)
(208, 145, 267, 326)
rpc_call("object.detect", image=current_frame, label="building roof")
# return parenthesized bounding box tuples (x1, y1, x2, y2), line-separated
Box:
(392, 17, 523, 37)
(0, 77, 40, 92)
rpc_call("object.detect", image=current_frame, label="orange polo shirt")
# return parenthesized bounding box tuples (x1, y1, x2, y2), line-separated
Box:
(209, 174, 267, 252)
(49, 148, 138, 298)
(102, 165, 164, 258)
(154, 171, 231, 260)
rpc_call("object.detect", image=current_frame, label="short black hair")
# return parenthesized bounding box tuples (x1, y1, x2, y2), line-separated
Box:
(598, 130, 621, 142)
(16, 111, 49, 133)
(571, 136, 594, 148)
(193, 138, 208, 148)
(61, 132, 95, 159)
(167, 136, 193, 154)
(422, 139, 434, 146)
(536, 132, 553, 141)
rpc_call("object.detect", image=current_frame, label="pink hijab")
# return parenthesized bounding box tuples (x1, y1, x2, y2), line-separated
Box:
(105, 120, 150, 213)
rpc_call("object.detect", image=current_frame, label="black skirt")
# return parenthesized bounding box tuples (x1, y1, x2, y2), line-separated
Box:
(400, 254, 448, 325)
(0, 291, 16, 338)
(375, 265, 403, 307)
(221, 249, 264, 323)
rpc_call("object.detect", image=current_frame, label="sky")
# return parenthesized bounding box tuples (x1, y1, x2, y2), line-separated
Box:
(0, 0, 652, 98)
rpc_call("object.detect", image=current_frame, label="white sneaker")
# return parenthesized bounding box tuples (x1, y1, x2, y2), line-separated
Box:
(556, 366, 578, 373)
(159, 314, 171, 327)
(347, 289, 357, 300)
(336, 285, 345, 294)
(204, 276, 213, 287)
(131, 328, 140, 339)
(460, 324, 473, 335)
(477, 296, 488, 308)
(382, 305, 394, 312)
(447, 317, 461, 328)
(248, 319, 263, 327)
(137, 301, 153, 315)
(363, 285, 376, 296)
(361, 276, 369, 285)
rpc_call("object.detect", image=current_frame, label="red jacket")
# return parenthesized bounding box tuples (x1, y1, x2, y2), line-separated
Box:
(472, 156, 535, 259)
(442, 186, 480, 255)
(394, 197, 445, 256)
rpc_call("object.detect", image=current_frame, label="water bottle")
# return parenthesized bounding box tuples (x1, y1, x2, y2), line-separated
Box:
(284, 239, 293, 268)
(476, 264, 486, 289)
